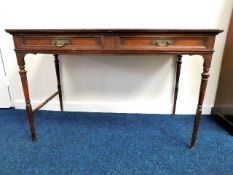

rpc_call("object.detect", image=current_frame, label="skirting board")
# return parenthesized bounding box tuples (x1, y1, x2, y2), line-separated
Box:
(13, 100, 211, 114)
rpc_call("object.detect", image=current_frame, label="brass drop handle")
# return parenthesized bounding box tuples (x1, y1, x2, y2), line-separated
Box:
(52, 39, 70, 47)
(153, 40, 174, 47)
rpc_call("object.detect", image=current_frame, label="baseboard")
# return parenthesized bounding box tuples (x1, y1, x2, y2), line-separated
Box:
(13, 100, 212, 114)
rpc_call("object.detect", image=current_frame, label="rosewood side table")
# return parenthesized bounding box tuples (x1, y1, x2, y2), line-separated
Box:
(6, 29, 222, 148)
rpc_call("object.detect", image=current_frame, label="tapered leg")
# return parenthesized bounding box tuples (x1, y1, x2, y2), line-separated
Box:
(54, 54, 63, 111)
(173, 55, 182, 115)
(191, 54, 212, 148)
(16, 53, 36, 141)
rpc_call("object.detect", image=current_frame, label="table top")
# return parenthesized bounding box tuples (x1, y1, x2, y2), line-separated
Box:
(5, 29, 223, 35)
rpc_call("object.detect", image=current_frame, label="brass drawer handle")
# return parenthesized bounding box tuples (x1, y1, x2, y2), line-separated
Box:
(153, 40, 174, 47)
(52, 39, 70, 47)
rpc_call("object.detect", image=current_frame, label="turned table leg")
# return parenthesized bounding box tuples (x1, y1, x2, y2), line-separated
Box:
(191, 54, 212, 148)
(16, 53, 36, 141)
(54, 54, 63, 111)
(173, 55, 182, 115)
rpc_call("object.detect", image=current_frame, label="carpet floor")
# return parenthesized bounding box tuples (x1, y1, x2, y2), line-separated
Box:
(0, 109, 232, 175)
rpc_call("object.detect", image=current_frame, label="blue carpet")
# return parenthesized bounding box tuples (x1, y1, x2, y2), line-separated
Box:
(0, 109, 233, 175)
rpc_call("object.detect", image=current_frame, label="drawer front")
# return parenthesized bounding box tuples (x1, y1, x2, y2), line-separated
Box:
(20, 36, 103, 50)
(13, 34, 213, 54)
(119, 36, 208, 50)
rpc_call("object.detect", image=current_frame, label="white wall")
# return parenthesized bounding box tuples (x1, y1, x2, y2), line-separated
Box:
(0, 0, 232, 114)
(0, 50, 11, 108)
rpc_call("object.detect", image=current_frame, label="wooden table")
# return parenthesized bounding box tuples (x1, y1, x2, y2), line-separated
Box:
(6, 29, 222, 148)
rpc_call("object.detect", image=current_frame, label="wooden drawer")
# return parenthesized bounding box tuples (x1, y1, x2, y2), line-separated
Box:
(19, 36, 103, 50)
(119, 36, 208, 50)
